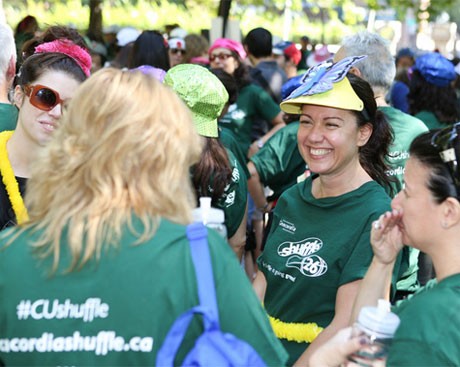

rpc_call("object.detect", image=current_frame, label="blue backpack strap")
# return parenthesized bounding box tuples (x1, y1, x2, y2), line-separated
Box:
(186, 222, 220, 329)
(156, 223, 220, 366)
(156, 306, 201, 366)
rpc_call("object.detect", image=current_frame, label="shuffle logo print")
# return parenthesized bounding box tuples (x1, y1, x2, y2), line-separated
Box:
(277, 237, 328, 277)
(279, 219, 296, 234)
(231, 166, 240, 183)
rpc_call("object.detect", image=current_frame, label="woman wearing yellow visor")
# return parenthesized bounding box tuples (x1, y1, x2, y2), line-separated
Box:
(253, 56, 402, 366)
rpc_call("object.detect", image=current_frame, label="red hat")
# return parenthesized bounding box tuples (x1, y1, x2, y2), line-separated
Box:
(283, 43, 301, 66)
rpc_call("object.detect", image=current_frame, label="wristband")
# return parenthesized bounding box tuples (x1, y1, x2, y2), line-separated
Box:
(258, 202, 269, 212)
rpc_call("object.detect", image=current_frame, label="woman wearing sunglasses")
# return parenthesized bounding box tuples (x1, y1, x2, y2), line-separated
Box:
(0, 28, 90, 229)
(208, 38, 285, 158)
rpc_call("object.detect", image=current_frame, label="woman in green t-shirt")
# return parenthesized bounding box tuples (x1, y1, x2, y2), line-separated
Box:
(322, 124, 460, 366)
(164, 64, 249, 261)
(254, 56, 397, 365)
(208, 37, 285, 156)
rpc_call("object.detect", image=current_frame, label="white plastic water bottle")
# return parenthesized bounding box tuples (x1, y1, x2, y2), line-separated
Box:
(348, 299, 401, 367)
(192, 197, 227, 239)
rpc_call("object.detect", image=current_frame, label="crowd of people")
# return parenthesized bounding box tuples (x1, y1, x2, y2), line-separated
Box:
(0, 13, 459, 366)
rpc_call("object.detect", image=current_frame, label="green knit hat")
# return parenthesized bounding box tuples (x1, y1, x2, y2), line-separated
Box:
(164, 64, 229, 138)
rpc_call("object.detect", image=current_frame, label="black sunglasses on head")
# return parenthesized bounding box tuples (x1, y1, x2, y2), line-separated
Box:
(430, 122, 460, 191)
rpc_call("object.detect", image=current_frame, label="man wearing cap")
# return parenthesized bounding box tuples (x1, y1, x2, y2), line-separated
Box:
(334, 31, 428, 299)
(109, 26, 140, 68)
(0, 23, 18, 132)
(388, 47, 415, 113)
(273, 41, 302, 79)
(102, 24, 120, 62)
(168, 38, 186, 68)
(395, 47, 415, 71)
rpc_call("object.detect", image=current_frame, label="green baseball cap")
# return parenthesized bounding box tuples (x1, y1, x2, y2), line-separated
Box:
(164, 64, 229, 138)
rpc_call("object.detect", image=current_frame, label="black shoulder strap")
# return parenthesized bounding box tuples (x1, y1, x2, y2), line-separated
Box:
(249, 67, 278, 103)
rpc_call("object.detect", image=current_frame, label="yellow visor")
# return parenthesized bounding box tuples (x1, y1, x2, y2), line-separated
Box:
(280, 77, 364, 115)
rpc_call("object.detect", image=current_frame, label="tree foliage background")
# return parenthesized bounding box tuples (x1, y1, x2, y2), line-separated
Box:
(3, 0, 460, 44)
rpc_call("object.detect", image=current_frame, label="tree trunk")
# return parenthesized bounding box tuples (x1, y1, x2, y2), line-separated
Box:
(0, 0, 6, 24)
(88, 0, 103, 42)
(217, 0, 232, 38)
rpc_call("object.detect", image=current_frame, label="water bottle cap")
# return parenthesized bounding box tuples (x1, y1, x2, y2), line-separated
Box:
(192, 197, 225, 224)
(357, 299, 400, 338)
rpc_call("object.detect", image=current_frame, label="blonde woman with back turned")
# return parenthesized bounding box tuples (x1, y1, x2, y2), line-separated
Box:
(0, 68, 287, 366)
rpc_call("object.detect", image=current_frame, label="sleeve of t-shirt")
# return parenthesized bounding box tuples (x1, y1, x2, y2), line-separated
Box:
(338, 197, 401, 298)
(253, 85, 281, 124)
(209, 231, 289, 366)
(338, 226, 374, 286)
(387, 340, 454, 366)
(251, 123, 300, 186)
(338, 198, 391, 286)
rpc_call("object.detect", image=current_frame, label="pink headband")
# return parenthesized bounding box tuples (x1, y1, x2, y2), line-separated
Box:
(209, 38, 246, 60)
(35, 39, 92, 77)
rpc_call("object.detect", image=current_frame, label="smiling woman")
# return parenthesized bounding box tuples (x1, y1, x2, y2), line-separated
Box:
(0, 25, 89, 230)
(253, 56, 401, 366)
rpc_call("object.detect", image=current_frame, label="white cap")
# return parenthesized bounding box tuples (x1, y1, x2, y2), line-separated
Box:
(116, 27, 140, 47)
(170, 27, 188, 39)
(357, 299, 400, 339)
(103, 24, 121, 34)
(168, 38, 186, 50)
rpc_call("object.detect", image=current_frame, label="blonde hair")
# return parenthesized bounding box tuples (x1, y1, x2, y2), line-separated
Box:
(24, 68, 202, 272)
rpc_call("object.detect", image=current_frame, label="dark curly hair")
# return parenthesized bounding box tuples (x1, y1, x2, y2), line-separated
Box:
(21, 25, 88, 62)
(191, 138, 233, 205)
(230, 52, 251, 90)
(408, 70, 458, 125)
(410, 128, 460, 202)
(16, 26, 89, 86)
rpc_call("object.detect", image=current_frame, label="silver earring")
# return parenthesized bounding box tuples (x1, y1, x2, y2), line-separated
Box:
(442, 222, 448, 229)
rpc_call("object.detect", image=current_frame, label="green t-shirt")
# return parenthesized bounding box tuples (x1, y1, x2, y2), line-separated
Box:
(219, 127, 250, 179)
(388, 273, 460, 366)
(215, 149, 248, 238)
(380, 106, 428, 293)
(250, 121, 306, 200)
(380, 106, 428, 196)
(0, 103, 18, 132)
(415, 110, 450, 131)
(258, 176, 392, 365)
(218, 84, 281, 154)
(0, 217, 288, 366)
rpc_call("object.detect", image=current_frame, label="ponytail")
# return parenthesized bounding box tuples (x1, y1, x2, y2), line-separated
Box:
(348, 73, 396, 196)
